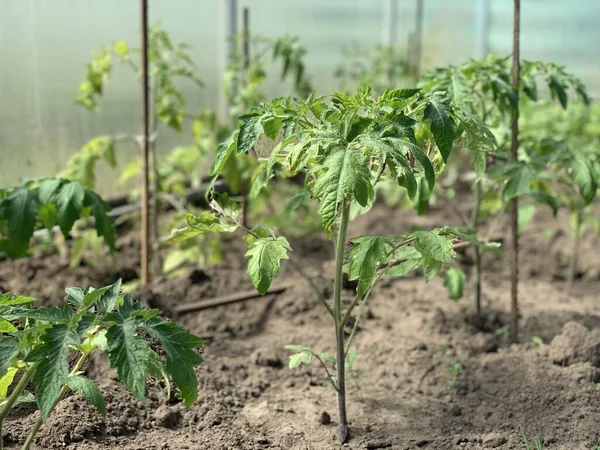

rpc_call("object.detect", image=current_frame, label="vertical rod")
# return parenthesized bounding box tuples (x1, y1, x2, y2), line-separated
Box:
(476, 0, 491, 58)
(240, 6, 251, 229)
(219, 0, 238, 121)
(139, 0, 150, 286)
(413, 0, 424, 78)
(509, 0, 521, 343)
(381, 0, 398, 46)
(242, 7, 250, 71)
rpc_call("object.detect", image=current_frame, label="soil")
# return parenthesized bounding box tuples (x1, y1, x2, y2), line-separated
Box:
(2, 196, 600, 450)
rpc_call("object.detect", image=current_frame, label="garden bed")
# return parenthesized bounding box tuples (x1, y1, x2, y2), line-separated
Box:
(1, 197, 600, 450)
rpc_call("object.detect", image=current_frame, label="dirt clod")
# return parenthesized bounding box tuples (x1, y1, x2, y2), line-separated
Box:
(549, 322, 600, 366)
(319, 411, 331, 425)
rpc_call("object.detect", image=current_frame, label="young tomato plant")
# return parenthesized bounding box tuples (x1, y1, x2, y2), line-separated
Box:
(0, 280, 204, 450)
(168, 86, 492, 443)
(418, 55, 590, 317)
(0, 178, 115, 260)
(509, 101, 600, 297)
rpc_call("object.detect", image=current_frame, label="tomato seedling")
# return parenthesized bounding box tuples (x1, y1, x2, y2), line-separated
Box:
(169, 85, 493, 443)
(0, 280, 204, 450)
(418, 55, 590, 317)
(0, 178, 115, 260)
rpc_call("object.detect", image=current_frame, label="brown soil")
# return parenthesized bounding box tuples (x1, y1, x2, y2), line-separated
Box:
(2, 198, 600, 450)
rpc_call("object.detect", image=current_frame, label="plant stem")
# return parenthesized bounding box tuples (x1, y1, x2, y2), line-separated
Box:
(314, 355, 339, 392)
(0, 363, 37, 450)
(333, 201, 351, 444)
(566, 209, 582, 300)
(471, 180, 483, 318)
(509, 0, 521, 343)
(22, 353, 88, 450)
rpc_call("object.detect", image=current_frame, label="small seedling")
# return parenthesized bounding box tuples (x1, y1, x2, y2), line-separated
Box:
(520, 425, 544, 450)
(0, 280, 204, 450)
(446, 360, 463, 388)
(169, 85, 493, 443)
(532, 336, 544, 346)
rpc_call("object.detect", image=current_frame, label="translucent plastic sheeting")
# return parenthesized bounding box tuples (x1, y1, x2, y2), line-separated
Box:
(0, 0, 597, 194)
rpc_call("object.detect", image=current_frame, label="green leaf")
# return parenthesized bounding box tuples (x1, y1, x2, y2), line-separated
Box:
(0, 319, 17, 333)
(85, 190, 116, 251)
(319, 352, 337, 365)
(13, 391, 36, 406)
(67, 375, 106, 418)
(284, 191, 309, 215)
(147, 319, 204, 407)
(518, 205, 536, 235)
(210, 131, 238, 176)
(503, 167, 532, 200)
(105, 311, 152, 400)
(237, 115, 261, 155)
(0, 367, 19, 400)
(384, 138, 435, 190)
(38, 203, 57, 230)
(548, 75, 568, 109)
(0, 337, 20, 377)
(55, 181, 86, 237)
(413, 231, 456, 264)
(0, 293, 36, 306)
(38, 178, 63, 204)
(424, 95, 455, 162)
(347, 236, 391, 297)
(27, 324, 79, 419)
(384, 258, 421, 277)
(415, 176, 431, 216)
(444, 269, 466, 300)
(245, 236, 291, 295)
(97, 279, 122, 314)
(421, 256, 442, 282)
(65, 287, 85, 307)
(312, 146, 373, 230)
(285, 345, 312, 369)
(570, 160, 597, 205)
(3, 187, 39, 256)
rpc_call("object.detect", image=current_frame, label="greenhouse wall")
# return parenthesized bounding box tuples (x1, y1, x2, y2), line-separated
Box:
(1, 0, 598, 194)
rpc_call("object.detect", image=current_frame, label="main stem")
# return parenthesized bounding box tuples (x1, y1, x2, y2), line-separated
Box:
(21, 353, 88, 450)
(471, 180, 483, 319)
(0, 363, 37, 450)
(566, 209, 582, 300)
(509, 0, 521, 343)
(333, 201, 351, 444)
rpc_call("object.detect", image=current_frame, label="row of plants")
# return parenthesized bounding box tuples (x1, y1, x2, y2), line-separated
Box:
(1, 22, 599, 447)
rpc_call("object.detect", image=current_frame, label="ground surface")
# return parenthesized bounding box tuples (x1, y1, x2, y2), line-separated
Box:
(2, 197, 600, 450)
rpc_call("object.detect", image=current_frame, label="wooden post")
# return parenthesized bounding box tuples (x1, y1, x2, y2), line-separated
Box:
(413, 0, 424, 78)
(218, 0, 238, 121)
(139, 0, 150, 286)
(509, 0, 521, 342)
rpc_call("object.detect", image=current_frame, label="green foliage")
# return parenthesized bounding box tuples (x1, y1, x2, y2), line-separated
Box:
(0, 178, 115, 258)
(245, 236, 291, 294)
(59, 136, 117, 190)
(170, 84, 493, 443)
(0, 281, 203, 444)
(444, 268, 466, 300)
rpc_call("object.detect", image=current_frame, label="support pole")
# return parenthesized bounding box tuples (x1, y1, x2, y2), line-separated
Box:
(413, 0, 424, 78)
(139, 0, 150, 286)
(218, 0, 238, 121)
(509, 0, 521, 343)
